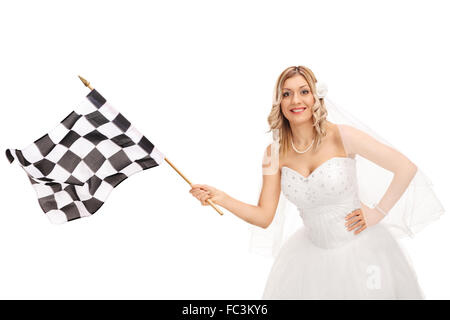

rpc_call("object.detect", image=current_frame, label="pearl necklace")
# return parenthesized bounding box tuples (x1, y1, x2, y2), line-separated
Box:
(291, 138, 315, 154)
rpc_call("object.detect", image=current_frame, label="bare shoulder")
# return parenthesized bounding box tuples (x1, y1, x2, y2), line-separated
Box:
(329, 122, 365, 158)
(324, 120, 340, 139)
(328, 121, 360, 139)
(325, 121, 355, 157)
(326, 120, 348, 134)
(333, 123, 367, 139)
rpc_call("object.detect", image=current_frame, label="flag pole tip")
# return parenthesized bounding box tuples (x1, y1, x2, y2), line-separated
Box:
(78, 75, 90, 88)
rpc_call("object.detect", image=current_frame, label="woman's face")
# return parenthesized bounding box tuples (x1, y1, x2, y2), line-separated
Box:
(280, 75, 315, 125)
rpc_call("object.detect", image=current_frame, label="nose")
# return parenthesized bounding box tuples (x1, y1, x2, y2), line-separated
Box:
(292, 91, 303, 105)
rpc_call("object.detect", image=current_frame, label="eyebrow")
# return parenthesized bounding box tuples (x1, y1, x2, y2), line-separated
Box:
(282, 85, 308, 91)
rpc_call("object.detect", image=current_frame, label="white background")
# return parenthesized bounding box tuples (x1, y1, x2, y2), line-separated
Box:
(0, 0, 448, 299)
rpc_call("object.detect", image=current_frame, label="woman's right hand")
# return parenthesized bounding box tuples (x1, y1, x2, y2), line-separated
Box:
(189, 184, 225, 206)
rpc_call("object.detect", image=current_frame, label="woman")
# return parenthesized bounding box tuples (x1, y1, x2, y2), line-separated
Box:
(189, 65, 443, 299)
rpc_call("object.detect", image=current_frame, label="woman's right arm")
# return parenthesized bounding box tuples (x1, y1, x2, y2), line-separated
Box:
(190, 145, 281, 229)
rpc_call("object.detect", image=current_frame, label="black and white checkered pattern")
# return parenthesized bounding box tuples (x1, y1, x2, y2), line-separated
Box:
(6, 89, 165, 224)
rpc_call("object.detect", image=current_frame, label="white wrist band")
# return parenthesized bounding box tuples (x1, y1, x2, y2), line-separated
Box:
(373, 204, 388, 216)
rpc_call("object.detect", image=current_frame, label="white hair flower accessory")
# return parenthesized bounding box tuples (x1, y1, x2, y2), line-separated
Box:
(315, 81, 328, 99)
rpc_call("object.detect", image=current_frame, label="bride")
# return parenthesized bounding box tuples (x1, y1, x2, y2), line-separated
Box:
(189, 65, 444, 299)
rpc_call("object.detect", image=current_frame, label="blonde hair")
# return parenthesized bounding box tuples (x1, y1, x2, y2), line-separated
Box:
(267, 65, 328, 157)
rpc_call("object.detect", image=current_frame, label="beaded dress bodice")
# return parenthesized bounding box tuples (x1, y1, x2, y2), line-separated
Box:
(281, 157, 362, 249)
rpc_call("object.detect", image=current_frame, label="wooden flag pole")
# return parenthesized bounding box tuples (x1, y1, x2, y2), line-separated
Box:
(77, 75, 224, 216)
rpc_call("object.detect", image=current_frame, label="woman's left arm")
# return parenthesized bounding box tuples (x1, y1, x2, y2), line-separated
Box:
(339, 124, 418, 232)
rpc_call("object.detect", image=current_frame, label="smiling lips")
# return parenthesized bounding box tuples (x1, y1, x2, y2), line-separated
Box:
(290, 107, 306, 114)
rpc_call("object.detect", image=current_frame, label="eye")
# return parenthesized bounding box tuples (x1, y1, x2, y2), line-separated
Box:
(302, 89, 309, 94)
(282, 92, 290, 97)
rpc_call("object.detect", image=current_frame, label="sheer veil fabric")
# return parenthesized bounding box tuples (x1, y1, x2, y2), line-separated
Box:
(249, 96, 445, 258)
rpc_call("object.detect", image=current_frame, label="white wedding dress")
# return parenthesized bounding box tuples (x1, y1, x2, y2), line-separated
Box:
(262, 156, 425, 299)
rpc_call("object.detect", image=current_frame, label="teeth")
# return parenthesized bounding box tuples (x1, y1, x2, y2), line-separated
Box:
(291, 108, 306, 113)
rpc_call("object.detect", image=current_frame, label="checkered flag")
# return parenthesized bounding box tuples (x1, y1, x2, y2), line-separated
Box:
(5, 89, 165, 224)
